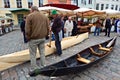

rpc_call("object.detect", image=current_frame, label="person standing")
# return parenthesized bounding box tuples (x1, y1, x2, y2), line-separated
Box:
(104, 17, 112, 37)
(20, 16, 28, 43)
(25, 6, 49, 70)
(1, 20, 6, 34)
(51, 10, 63, 56)
(72, 18, 78, 36)
(94, 18, 102, 36)
(64, 17, 73, 37)
(117, 18, 120, 37)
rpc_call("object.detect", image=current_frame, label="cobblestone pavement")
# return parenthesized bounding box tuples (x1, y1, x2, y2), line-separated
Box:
(0, 30, 28, 56)
(0, 30, 120, 80)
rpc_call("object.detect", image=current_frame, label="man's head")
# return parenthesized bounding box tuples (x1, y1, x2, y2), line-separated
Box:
(51, 10, 58, 18)
(30, 6, 39, 13)
(68, 17, 72, 21)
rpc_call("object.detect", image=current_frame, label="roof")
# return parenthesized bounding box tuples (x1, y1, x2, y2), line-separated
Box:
(10, 8, 30, 12)
(44, 4, 79, 10)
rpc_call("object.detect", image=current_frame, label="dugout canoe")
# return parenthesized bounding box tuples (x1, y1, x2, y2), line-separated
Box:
(0, 32, 88, 71)
(29, 36, 117, 77)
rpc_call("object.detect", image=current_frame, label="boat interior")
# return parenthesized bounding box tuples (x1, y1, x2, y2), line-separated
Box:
(42, 39, 114, 71)
(39, 37, 118, 74)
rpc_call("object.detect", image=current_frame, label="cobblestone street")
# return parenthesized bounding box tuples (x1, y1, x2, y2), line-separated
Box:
(0, 29, 120, 80)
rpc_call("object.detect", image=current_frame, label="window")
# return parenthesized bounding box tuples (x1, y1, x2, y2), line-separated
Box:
(84, 0, 86, 5)
(88, 0, 92, 4)
(39, 0, 43, 7)
(81, 0, 86, 5)
(101, 4, 104, 10)
(115, 5, 118, 10)
(71, 0, 77, 5)
(96, 3, 99, 10)
(81, 0, 84, 4)
(28, 0, 33, 8)
(106, 4, 109, 9)
(16, 0, 22, 8)
(6, 13, 12, 18)
(111, 5, 114, 9)
(4, 0, 10, 8)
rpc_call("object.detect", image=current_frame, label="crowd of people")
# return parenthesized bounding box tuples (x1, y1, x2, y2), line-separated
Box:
(19, 6, 120, 71)
(93, 17, 120, 37)
(0, 19, 14, 35)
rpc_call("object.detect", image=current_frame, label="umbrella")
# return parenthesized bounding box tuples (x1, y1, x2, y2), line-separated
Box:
(102, 9, 120, 17)
(74, 8, 105, 17)
(102, 9, 120, 14)
(38, 6, 74, 16)
(44, 3, 79, 10)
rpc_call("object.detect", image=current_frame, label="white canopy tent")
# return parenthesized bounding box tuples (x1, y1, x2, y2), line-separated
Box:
(102, 9, 120, 14)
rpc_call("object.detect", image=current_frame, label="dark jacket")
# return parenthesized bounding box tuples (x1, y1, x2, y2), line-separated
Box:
(52, 16, 62, 34)
(105, 19, 112, 28)
(20, 20, 25, 32)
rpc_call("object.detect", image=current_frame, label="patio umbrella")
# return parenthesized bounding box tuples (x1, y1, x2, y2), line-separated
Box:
(74, 8, 105, 17)
(44, 3, 79, 10)
(102, 9, 120, 14)
(102, 9, 120, 17)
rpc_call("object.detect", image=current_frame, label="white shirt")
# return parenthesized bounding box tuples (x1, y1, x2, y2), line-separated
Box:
(64, 20, 73, 32)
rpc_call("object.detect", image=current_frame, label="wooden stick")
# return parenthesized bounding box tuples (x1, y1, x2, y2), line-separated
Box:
(47, 31, 52, 47)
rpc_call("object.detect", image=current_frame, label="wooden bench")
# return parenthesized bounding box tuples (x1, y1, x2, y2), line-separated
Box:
(77, 54, 91, 64)
(99, 45, 112, 52)
(89, 47, 103, 57)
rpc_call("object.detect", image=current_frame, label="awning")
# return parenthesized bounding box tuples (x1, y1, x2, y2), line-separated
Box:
(44, 3, 79, 10)
(10, 8, 30, 12)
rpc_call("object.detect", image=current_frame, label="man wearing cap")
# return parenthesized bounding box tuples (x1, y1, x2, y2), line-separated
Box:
(51, 10, 63, 56)
(25, 6, 49, 70)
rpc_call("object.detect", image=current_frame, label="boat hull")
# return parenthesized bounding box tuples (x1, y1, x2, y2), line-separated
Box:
(29, 36, 117, 77)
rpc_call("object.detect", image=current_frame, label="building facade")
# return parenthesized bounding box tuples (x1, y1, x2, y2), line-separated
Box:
(0, 0, 48, 25)
(48, 0, 71, 4)
(95, 0, 120, 11)
(76, 0, 96, 9)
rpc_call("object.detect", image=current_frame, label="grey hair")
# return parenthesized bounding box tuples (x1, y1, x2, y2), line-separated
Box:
(31, 6, 39, 11)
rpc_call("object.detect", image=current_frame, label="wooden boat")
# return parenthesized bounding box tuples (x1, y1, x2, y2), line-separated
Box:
(0, 32, 88, 71)
(29, 36, 117, 77)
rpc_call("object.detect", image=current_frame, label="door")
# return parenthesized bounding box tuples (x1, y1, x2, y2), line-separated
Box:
(17, 14, 23, 25)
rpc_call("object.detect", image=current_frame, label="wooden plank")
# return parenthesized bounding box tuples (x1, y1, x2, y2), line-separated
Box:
(0, 32, 89, 71)
(99, 45, 112, 51)
(77, 58, 91, 64)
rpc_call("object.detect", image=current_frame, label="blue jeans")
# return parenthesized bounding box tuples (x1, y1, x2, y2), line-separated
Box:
(54, 31, 62, 55)
(94, 27, 101, 36)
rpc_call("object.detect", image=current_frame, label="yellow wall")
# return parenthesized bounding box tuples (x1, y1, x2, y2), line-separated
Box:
(0, 0, 49, 25)
(0, 10, 11, 16)
(10, 0, 16, 8)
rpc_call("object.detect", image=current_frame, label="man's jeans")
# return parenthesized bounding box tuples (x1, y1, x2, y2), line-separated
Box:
(94, 27, 101, 36)
(54, 30, 62, 55)
(28, 38, 45, 69)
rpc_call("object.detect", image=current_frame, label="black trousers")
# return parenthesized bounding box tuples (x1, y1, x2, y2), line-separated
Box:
(105, 27, 111, 37)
